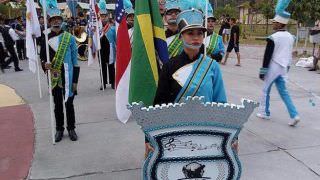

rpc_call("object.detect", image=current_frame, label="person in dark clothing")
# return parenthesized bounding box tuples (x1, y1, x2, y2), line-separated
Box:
(218, 17, 230, 43)
(77, 12, 87, 27)
(0, 14, 6, 71)
(36, 16, 45, 47)
(222, 18, 241, 66)
(15, 16, 26, 60)
(40, 8, 80, 142)
(99, 4, 115, 90)
(0, 17, 23, 72)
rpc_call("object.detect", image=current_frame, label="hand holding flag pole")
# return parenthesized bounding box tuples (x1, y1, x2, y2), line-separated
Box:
(41, 0, 57, 145)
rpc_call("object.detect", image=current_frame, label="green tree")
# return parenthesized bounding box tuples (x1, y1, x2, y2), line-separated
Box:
(215, 3, 238, 19)
(289, 0, 320, 26)
(257, 0, 275, 34)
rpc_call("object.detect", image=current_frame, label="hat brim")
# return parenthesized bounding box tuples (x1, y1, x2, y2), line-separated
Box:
(165, 8, 181, 15)
(180, 25, 207, 34)
(49, 15, 63, 22)
(207, 16, 217, 21)
(272, 15, 289, 25)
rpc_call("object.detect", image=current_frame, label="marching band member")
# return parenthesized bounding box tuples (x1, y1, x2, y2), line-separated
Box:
(146, 9, 230, 157)
(40, 5, 80, 142)
(124, 0, 135, 44)
(204, 3, 225, 63)
(154, 8, 227, 105)
(99, 0, 114, 90)
(257, 0, 300, 126)
(164, 0, 183, 59)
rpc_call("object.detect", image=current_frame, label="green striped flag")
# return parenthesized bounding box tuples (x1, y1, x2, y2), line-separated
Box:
(129, 0, 169, 105)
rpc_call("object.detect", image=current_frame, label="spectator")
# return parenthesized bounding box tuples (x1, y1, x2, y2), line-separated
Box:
(14, 16, 26, 60)
(222, 18, 241, 66)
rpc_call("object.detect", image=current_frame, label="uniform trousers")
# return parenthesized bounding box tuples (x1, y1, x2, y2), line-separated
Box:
(259, 61, 298, 119)
(52, 86, 76, 131)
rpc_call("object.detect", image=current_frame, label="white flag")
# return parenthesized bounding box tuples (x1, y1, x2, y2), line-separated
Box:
(87, 0, 101, 66)
(26, 0, 41, 73)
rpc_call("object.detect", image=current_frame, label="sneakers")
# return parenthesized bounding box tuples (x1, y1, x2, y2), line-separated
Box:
(256, 113, 271, 120)
(288, 116, 300, 127)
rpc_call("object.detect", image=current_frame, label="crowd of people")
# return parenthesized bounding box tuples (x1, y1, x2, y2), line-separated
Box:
(0, 0, 301, 150)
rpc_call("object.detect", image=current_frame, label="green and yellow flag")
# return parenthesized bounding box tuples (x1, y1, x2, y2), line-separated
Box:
(129, 0, 169, 105)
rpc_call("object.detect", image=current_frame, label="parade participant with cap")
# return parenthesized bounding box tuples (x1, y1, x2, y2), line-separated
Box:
(145, 9, 229, 156)
(257, 0, 300, 126)
(164, 0, 183, 59)
(158, 0, 166, 16)
(106, 20, 116, 86)
(124, 0, 135, 43)
(154, 8, 226, 105)
(98, 0, 115, 90)
(39, 3, 80, 142)
(204, 3, 225, 63)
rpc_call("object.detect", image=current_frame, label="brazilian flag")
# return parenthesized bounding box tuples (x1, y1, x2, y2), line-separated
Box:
(129, 0, 169, 105)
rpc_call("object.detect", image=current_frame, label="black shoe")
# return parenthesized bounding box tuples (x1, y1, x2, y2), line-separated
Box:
(4, 65, 11, 69)
(99, 86, 106, 90)
(68, 130, 78, 141)
(309, 68, 316, 71)
(15, 68, 23, 72)
(55, 130, 64, 142)
(111, 84, 115, 89)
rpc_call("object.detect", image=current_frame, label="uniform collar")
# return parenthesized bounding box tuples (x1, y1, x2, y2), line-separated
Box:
(180, 49, 202, 64)
(49, 30, 64, 38)
(165, 28, 179, 38)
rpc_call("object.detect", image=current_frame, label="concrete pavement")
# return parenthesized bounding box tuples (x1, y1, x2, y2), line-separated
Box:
(0, 45, 319, 180)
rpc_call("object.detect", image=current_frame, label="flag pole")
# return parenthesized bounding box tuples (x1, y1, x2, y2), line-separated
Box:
(98, 51, 105, 91)
(204, 0, 209, 56)
(34, 38, 43, 98)
(42, 0, 56, 145)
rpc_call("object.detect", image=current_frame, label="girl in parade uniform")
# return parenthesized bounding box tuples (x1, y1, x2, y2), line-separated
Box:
(145, 8, 231, 157)
(154, 8, 227, 105)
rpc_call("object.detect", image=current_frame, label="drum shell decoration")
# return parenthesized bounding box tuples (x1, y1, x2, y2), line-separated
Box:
(129, 97, 259, 180)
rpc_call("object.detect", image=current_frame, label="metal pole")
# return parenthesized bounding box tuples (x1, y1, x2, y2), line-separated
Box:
(204, 0, 209, 56)
(42, 0, 56, 145)
(295, 25, 299, 49)
(304, 27, 309, 53)
(34, 38, 43, 98)
(98, 50, 105, 91)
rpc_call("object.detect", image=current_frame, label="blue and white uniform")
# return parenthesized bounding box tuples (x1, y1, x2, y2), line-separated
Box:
(258, 30, 299, 120)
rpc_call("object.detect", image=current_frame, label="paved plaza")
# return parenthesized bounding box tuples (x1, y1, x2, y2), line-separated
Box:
(1, 45, 320, 180)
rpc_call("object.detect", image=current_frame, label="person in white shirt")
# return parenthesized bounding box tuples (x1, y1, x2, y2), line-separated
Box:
(257, 3, 300, 126)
